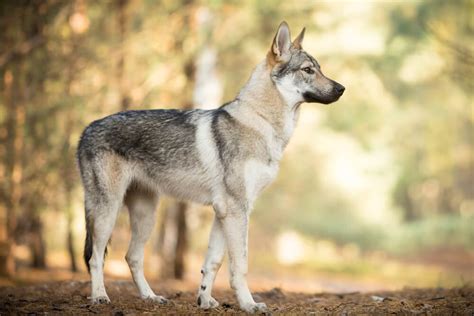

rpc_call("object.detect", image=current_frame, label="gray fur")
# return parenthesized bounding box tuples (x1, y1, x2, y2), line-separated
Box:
(272, 49, 344, 104)
(77, 21, 344, 313)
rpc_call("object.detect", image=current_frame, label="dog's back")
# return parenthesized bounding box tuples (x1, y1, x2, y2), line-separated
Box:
(78, 109, 200, 170)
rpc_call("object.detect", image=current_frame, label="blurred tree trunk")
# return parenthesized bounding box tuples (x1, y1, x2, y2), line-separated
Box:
(64, 124, 78, 272)
(66, 213, 77, 272)
(0, 242, 14, 277)
(29, 215, 46, 268)
(157, 201, 189, 279)
(62, 110, 77, 272)
(1, 7, 31, 269)
(24, 2, 48, 270)
(173, 201, 188, 278)
(117, 0, 130, 110)
(62, 5, 81, 271)
(63, 121, 77, 272)
(0, 5, 40, 275)
(0, 66, 20, 277)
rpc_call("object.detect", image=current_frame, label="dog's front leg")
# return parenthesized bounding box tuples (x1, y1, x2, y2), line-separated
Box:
(220, 211, 267, 313)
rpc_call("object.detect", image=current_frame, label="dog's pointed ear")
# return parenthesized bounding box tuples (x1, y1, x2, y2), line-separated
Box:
(268, 21, 291, 64)
(292, 27, 305, 49)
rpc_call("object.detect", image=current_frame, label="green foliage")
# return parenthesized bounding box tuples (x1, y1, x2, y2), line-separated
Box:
(387, 214, 474, 254)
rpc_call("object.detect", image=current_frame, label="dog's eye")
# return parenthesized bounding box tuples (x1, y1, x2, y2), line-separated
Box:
(302, 67, 314, 74)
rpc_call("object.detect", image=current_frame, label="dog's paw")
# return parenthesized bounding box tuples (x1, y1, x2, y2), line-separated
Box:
(143, 295, 168, 304)
(197, 294, 219, 309)
(91, 295, 111, 304)
(241, 302, 268, 314)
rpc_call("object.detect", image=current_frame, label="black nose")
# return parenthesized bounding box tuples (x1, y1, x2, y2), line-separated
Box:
(335, 83, 345, 95)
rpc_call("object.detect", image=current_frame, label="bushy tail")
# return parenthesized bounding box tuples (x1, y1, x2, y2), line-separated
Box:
(83, 211, 108, 273)
(83, 213, 93, 273)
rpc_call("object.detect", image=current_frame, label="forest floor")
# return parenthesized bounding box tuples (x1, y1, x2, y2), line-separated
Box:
(0, 279, 473, 315)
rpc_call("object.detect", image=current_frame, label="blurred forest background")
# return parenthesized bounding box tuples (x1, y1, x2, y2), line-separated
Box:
(0, 0, 472, 292)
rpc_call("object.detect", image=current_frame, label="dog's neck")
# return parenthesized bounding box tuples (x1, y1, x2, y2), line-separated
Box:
(237, 61, 286, 110)
(233, 60, 301, 147)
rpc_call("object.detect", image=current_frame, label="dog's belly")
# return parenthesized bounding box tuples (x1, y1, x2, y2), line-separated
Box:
(133, 166, 214, 205)
(157, 170, 214, 204)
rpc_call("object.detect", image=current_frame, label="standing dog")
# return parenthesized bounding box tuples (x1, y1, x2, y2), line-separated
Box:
(77, 21, 344, 313)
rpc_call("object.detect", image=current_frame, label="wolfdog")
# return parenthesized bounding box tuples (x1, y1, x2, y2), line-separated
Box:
(77, 21, 344, 313)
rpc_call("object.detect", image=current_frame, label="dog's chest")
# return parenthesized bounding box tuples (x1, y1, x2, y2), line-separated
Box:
(243, 158, 279, 204)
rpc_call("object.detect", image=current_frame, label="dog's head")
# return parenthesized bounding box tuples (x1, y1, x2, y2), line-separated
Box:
(268, 21, 345, 106)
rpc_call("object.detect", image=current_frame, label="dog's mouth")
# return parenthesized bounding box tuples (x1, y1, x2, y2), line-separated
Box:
(303, 81, 345, 105)
(303, 91, 343, 104)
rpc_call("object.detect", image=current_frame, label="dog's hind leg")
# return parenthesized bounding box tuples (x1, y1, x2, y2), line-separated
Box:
(88, 195, 122, 304)
(125, 189, 167, 304)
(197, 216, 226, 309)
(84, 154, 130, 304)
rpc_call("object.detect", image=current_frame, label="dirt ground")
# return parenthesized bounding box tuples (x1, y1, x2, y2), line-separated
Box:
(0, 280, 472, 315)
